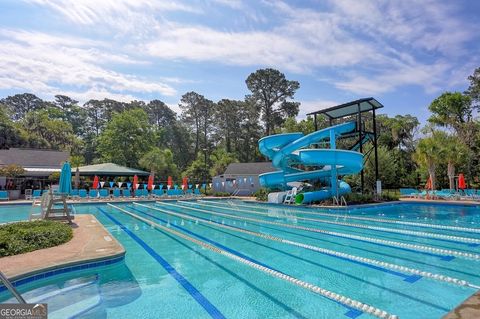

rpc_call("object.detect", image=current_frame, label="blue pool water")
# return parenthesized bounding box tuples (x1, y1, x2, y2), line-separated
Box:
(1, 200, 480, 318)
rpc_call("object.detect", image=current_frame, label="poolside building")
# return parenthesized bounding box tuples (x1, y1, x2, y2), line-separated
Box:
(0, 148, 69, 192)
(212, 162, 278, 195)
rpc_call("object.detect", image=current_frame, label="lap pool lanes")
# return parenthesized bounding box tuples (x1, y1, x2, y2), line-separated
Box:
(183, 201, 480, 259)
(128, 200, 477, 319)
(95, 205, 386, 319)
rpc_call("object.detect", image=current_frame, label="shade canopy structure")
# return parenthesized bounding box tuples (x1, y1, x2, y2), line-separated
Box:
(306, 97, 384, 120)
(58, 161, 72, 194)
(72, 163, 149, 176)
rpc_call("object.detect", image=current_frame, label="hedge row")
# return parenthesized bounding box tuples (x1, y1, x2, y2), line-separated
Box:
(0, 220, 73, 257)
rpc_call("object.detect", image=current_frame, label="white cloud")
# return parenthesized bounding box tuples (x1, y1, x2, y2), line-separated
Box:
(297, 100, 339, 120)
(0, 30, 176, 103)
(7, 0, 479, 101)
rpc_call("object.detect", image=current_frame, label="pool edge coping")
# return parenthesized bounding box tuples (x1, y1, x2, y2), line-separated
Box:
(0, 214, 126, 286)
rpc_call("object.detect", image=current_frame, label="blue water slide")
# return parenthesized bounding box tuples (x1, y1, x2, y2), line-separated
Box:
(258, 122, 364, 204)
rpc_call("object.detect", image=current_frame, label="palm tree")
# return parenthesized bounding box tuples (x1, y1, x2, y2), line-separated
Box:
(413, 132, 444, 190)
(139, 147, 178, 181)
(442, 134, 468, 190)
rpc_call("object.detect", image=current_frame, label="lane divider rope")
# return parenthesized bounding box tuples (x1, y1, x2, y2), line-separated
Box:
(135, 202, 478, 289)
(195, 201, 480, 244)
(212, 200, 480, 234)
(161, 201, 480, 260)
(107, 203, 398, 319)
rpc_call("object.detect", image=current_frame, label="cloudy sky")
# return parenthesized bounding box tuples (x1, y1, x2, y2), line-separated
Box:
(1, 0, 479, 122)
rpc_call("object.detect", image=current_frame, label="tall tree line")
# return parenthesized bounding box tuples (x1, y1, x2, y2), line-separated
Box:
(0, 68, 300, 182)
(2, 66, 480, 189)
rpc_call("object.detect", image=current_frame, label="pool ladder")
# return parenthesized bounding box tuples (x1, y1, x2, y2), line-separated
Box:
(0, 271, 26, 303)
(333, 196, 348, 207)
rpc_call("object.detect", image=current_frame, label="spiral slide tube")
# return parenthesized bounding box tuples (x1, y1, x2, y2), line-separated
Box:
(162, 201, 480, 260)
(258, 122, 363, 204)
(134, 202, 479, 289)
(107, 203, 398, 319)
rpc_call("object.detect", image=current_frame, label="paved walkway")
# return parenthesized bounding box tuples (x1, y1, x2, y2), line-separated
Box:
(0, 214, 125, 280)
(443, 291, 480, 319)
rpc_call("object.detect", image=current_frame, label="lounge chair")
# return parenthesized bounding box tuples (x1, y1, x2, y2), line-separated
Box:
(142, 189, 149, 198)
(0, 191, 8, 201)
(134, 189, 143, 198)
(78, 189, 88, 200)
(88, 190, 98, 199)
(24, 189, 33, 200)
(32, 189, 42, 199)
(112, 189, 122, 199)
(194, 188, 201, 196)
(99, 189, 110, 200)
(122, 189, 131, 198)
(399, 188, 419, 198)
(70, 189, 79, 200)
(152, 189, 164, 198)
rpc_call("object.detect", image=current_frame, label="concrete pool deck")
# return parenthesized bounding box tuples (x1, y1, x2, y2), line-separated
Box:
(443, 291, 480, 319)
(0, 214, 125, 281)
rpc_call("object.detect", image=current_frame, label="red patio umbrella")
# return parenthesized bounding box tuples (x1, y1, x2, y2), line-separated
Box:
(133, 175, 138, 190)
(182, 177, 188, 189)
(425, 175, 432, 190)
(148, 174, 154, 190)
(167, 176, 173, 188)
(92, 175, 99, 189)
(458, 173, 466, 190)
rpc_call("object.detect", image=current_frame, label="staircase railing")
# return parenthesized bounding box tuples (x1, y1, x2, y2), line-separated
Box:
(0, 271, 26, 303)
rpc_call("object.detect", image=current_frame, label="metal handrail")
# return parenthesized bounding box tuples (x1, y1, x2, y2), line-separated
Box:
(0, 271, 26, 303)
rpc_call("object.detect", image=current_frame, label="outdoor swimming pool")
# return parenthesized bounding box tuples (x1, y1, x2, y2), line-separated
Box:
(1, 200, 480, 318)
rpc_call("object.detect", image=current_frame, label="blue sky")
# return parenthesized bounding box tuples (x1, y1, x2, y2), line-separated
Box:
(1, 0, 479, 123)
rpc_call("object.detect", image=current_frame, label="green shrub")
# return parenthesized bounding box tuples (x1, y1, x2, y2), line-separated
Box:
(343, 192, 375, 205)
(213, 192, 231, 197)
(254, 188, 269, 201)
(381, 192, 400, 201)
(0, 220, 73, 257)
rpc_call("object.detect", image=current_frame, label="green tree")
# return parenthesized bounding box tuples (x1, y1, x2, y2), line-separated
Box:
(236, 99, 262, 162)
(246, 68, 300, 135)
(139, 147, 178, 180)
(22, 108, 78, 151)
(345, 146, 399, 191)
(1, 93, 45, 121)
(0, 106, 25, 148)
(179, 92, 214, 156)
(209, 148, 238, 177)
(182, 152, 209, 183)
(97, 109, 154, 168)
(146, 100, 176, 127)
(279, 116, 315, 135)
(466, 67, 480, 109)
(377, 114, 419, 151)
(413, 132, 445, 190)
(440, 134, 468, 190)
(53, 95, 87, 136)
(214, 99, 243, 153)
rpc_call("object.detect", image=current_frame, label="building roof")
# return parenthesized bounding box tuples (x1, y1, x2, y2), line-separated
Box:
(73, 163, 150, 176)
(306, 97, 384, 119)
(0, 148, 68, 169)
(223, 162, 278, 176)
